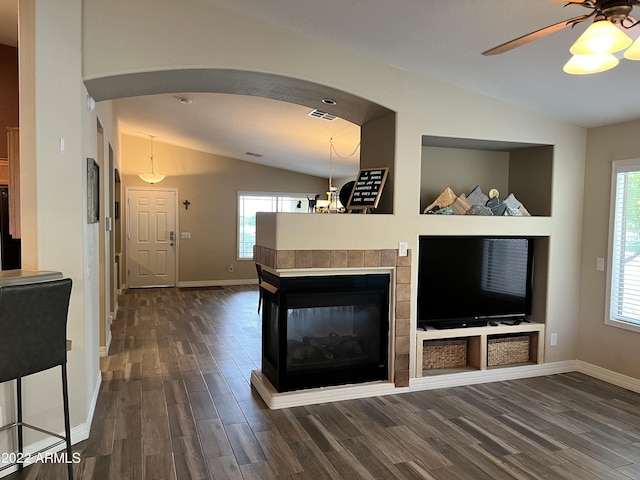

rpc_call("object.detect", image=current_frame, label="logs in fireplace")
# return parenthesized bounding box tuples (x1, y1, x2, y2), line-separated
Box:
(260, 271, 390, 392)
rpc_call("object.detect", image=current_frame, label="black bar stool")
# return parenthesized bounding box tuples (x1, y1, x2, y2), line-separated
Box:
(0, 278, 74, 479)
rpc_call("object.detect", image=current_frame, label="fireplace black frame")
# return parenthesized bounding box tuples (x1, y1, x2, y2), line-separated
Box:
(260, 271, 390, 392)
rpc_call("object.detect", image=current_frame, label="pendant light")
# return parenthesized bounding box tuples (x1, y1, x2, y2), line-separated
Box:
(138, 135, 166, 184)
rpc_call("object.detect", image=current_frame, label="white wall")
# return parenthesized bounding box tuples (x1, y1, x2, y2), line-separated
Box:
(81, 0, 587, 373)
(579, 119, 640, 379)
(0, 0, 103, 458)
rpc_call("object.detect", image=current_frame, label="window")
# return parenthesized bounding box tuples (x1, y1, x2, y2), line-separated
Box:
(606, 159, 640, 332)
(238, 192, 311, 259)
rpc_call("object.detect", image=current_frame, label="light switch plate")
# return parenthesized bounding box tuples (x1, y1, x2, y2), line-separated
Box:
(399, 242, 408, 257)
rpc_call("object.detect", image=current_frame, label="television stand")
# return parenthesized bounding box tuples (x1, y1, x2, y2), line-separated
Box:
(416, 322, 545, 377)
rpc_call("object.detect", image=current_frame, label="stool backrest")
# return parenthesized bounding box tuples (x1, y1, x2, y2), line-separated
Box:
(0, 278, 73, 383)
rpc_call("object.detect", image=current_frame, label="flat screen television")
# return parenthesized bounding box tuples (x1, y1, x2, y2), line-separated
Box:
(418, 236, 534, 329)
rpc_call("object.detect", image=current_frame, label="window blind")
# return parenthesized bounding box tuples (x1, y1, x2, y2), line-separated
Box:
(610, 162, 640, 326)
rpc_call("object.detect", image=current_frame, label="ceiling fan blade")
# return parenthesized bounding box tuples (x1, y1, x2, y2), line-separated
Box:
(482, 13, 594, 55)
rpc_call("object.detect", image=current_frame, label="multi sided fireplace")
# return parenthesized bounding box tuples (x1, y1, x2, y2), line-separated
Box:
(260, 271, 390, 392)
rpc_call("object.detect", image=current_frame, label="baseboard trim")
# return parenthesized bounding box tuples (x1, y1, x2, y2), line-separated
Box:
(576, 360, 640, 394)
(86, 371, 102, 436)
(178, 279, 258, 288)
(110, 301, 118, 327)
(250, 370, 406, 409)
(100, 327, 112, 358)
(409, 360, 577, 391)
(0, 372, 101, 478)
(251, 362, 580, 409)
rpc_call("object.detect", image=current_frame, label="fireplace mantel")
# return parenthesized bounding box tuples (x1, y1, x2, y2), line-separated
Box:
(252, 211, 412, 407)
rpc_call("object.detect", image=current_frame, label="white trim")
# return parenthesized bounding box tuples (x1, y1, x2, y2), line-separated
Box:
(0, 373, 101, 478)
(576, 360, 640, 394)
(605, 158, 640, 334)
(253, 360, 640, 410)
(410, 361, 576, 391)
(110, 300, 118, 326)
(604, 317, 640, 334)
(177, 279, 258, 288)
(99, 330, 110, 357)
(250, 370, 407, 409)
(100, 309, 115, 357)
(250, 361, 578, 409)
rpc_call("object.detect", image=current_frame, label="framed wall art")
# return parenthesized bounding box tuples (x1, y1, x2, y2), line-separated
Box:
(87, 158, 99, 223)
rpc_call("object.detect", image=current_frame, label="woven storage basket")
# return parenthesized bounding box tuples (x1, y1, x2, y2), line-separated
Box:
(422, 339, 467, 370)
(487, 335, 530, 366)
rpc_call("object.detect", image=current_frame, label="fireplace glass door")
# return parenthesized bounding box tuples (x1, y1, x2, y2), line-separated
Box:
(261, 273, 390, 392)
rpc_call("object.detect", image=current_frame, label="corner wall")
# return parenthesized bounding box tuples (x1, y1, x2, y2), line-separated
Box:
(578, 119, 640, 378)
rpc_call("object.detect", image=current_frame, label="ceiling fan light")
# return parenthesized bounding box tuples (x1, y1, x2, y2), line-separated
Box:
(569, 20, 632, 55)
(563, 53, 619, 75)
(623, 37, 640, 60)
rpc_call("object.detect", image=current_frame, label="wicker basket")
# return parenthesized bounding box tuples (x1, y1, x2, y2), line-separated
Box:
(422, 339, 467, 370)
(487, 335, 530, 366)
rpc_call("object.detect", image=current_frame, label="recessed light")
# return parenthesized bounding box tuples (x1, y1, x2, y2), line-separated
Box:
(175, 96, 193, 105)
(321, 98, 337, 106)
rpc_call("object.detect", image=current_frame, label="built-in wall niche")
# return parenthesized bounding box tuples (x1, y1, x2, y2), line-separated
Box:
(420, 136, 553, 217)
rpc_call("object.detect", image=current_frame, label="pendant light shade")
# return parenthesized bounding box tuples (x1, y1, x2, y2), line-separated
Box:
(138, 135, 166, 184)
(623, 36, 640, 60)
(563, 53, 619, 75)
(569, 20, 632, 55)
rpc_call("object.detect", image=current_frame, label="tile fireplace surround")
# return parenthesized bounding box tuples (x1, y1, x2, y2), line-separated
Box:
(253, 245, 411, 389)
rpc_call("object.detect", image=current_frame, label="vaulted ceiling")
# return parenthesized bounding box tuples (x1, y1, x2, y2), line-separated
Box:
(4, 1, 640, 178)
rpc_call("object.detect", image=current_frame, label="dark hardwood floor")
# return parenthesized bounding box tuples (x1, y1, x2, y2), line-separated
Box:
(5, 285, 640, 479)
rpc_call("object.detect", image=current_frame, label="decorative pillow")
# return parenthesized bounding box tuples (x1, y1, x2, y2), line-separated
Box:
(450, 194, 471, 215)
(423, 186, 457, 213)
(467, 185, 489, 206)
(504, 193, 530, 216)
(486, 196, 507, 216)
(466, 205, 493, 216)
(433, 206, 455, 215)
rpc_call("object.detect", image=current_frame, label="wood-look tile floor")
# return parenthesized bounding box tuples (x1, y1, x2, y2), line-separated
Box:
(6, 285, 640, 479)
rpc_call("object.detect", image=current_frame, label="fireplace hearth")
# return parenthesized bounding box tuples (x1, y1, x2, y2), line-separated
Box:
(260, 271, 390, 392)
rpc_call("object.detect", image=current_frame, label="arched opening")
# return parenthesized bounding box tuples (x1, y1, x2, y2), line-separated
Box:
(86, 68, 396, 213)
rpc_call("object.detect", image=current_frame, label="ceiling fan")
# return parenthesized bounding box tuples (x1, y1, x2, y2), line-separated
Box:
(483, 0, 640, 73)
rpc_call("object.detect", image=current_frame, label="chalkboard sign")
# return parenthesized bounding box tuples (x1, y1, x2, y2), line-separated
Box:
(347, 167, 389, 210)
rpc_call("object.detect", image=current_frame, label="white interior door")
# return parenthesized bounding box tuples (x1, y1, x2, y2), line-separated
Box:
(128, 188, 177, 288)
